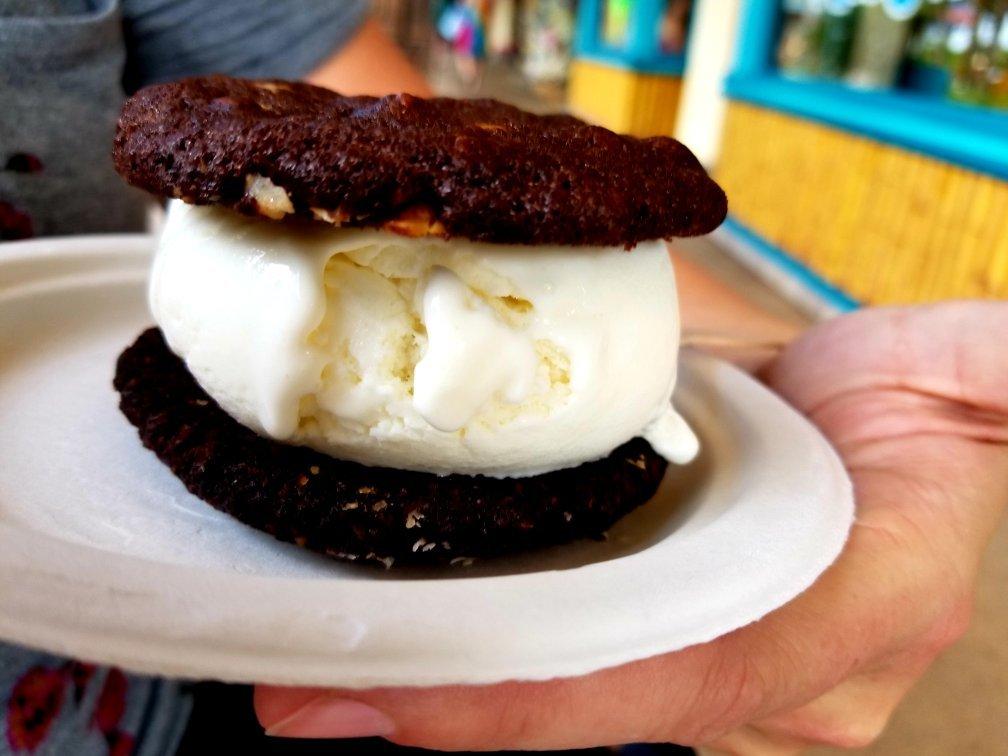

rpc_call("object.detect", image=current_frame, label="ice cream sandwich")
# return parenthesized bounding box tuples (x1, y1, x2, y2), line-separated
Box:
(112, 76, 727, 566)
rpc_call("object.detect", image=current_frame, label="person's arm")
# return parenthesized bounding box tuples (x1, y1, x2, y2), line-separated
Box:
(306, 17, 432, 97)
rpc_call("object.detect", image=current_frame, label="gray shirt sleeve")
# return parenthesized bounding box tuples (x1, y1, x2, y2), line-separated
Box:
(122, 0, 370, 92)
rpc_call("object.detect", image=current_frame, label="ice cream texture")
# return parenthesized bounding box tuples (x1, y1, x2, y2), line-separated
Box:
(149, 202, 698, 477)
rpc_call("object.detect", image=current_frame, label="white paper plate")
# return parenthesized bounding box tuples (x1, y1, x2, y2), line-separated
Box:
(0, 235, 854, 688)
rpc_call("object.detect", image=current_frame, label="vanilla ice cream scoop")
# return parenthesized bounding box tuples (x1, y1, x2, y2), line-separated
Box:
(150, 202, 698, 477)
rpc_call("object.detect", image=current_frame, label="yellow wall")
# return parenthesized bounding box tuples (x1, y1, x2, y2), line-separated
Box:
(567, 58, 683, 137)
(716, 102, 1008, 304)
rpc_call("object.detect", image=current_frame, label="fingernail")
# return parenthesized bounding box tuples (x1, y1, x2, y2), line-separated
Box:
(265, 696, 396, 739)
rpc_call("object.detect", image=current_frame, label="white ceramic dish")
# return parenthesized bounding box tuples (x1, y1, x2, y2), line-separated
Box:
(0, 235, 854, 688)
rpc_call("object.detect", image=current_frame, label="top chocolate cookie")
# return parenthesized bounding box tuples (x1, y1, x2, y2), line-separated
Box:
(114, 76, 727, 247)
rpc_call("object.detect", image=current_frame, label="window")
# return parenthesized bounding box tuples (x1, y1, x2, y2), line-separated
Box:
(775, 0, 1008, 110)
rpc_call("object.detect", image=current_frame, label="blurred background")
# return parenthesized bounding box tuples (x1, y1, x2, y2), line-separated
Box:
(366, 2, 1008, 755)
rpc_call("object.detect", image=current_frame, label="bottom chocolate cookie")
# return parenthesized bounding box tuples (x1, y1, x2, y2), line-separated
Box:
(114, 328, 669, 567)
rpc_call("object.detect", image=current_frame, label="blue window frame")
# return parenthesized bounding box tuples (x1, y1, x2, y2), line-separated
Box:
(726, 0, 1008, 180)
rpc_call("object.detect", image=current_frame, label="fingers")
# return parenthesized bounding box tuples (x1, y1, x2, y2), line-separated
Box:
(254, 687, 397, 740)
(714, 626, 958, 754)
(256, 647, 730, 750)
(254, 579, 911, 753)
(765, 302, 1008, 421)
(765, 301, 1008, 564)
(255, 634, 802, 750)
(751, 666, 923, 750)
(706, 726, 809, 755)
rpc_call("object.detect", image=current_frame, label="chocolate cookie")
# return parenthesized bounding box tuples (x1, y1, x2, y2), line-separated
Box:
(114, 328, 669, 567)
(113, 76, 726, 247)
